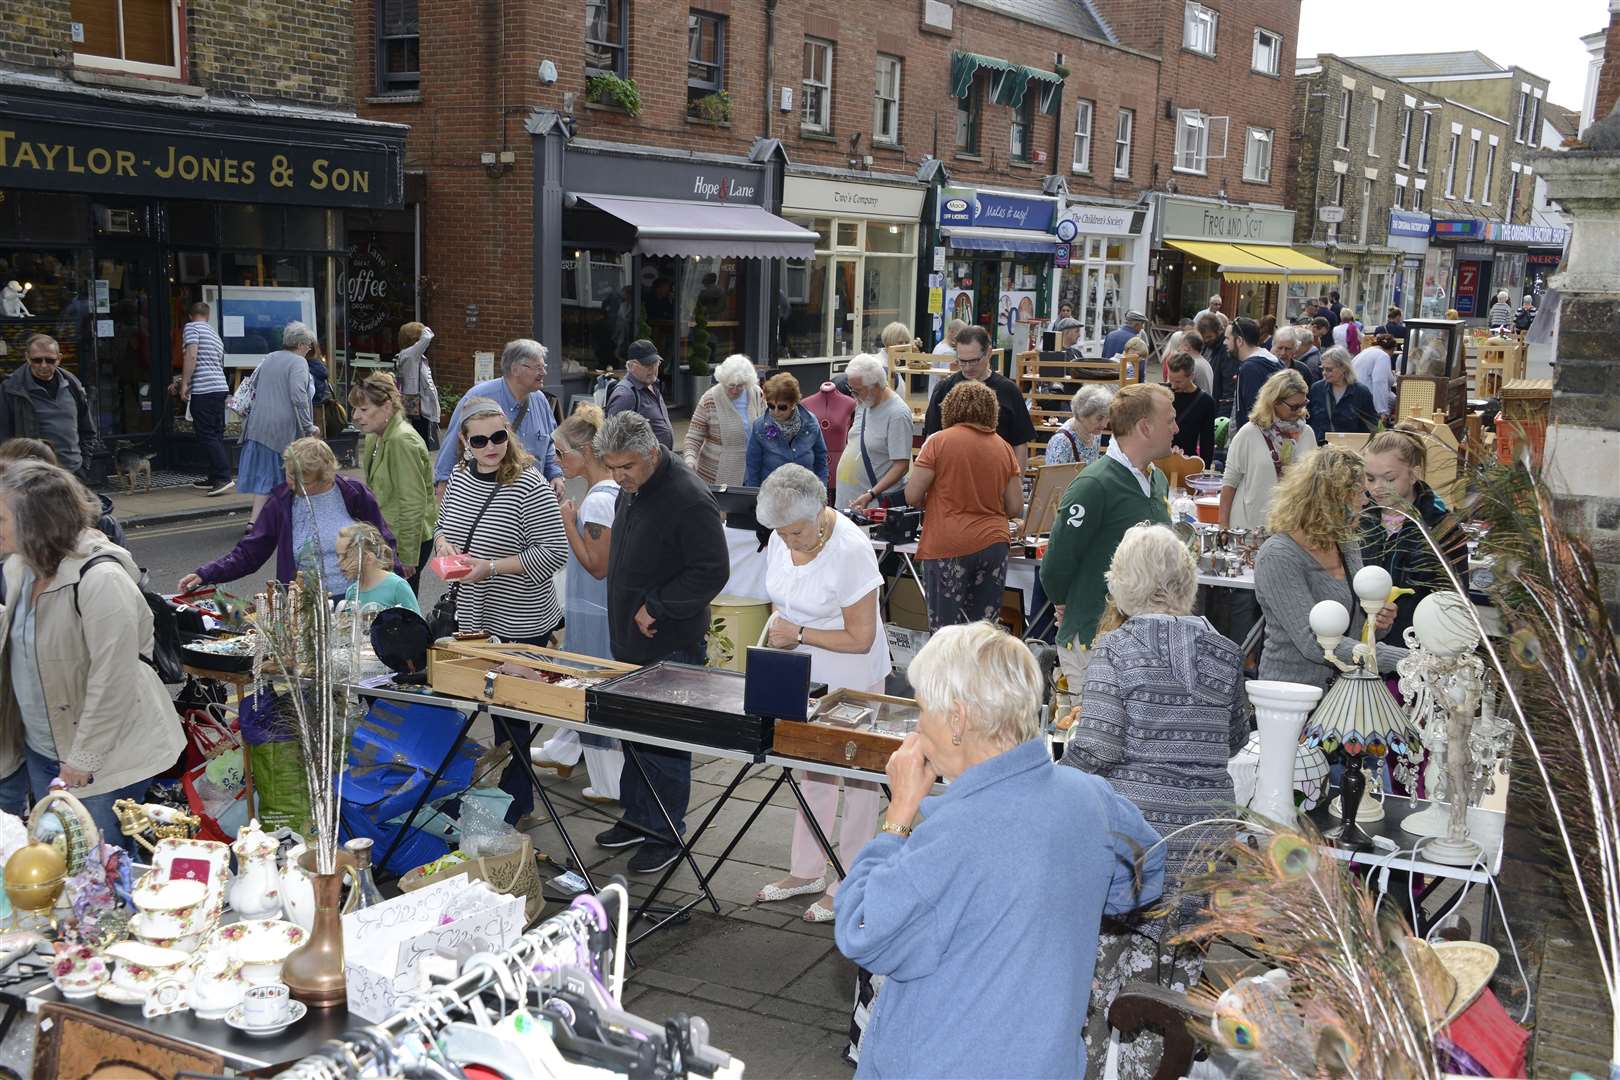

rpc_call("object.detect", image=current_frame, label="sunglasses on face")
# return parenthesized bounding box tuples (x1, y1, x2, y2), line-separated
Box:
(27, 355, 58, 366)
(769, 401, 795, 412)
(467, 429, 510, 450)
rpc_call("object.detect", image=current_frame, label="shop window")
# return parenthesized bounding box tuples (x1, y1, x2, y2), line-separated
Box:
(781, 215, 914, 361)
(865, 222, 910, 254)
(223, 205, 281, 250)
(377, 0, 420, 93)
(686, 12, 725, 118)
(1183, 1, 1217, 56)
(1174, 109, 1209, 174)
(955, 76, 982, 154)
(802, 38, 833, 132)
(165, 201, 216, 246)
(873, 54, 901, 145)
(1059, 239, 1133, 350)
(560, 248, 632, 377)
(1251, 28, 1281, 75)
(1113, 108, 1133, 178)
(1070, 99, 1093, 174)
(1336, 89, 1352, 150)
(0, 247, 87, 374)
(0, 192, 91, 244)
(586, 0, 628, 78)
(1010, 94, 1035, 163)
(70, 0, 180, 78)
(1243, 127, 1272, 183)
(285, 208, 333, 250)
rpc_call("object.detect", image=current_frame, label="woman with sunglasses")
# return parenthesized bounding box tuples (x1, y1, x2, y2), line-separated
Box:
(434, 396, 569, 827)
(744, 373, 828, 488)
(1218, 368, 1314, 531)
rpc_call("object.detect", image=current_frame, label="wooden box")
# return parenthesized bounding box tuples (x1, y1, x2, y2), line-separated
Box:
(427, 639, 637, 722)
(772, 688, 920, 771)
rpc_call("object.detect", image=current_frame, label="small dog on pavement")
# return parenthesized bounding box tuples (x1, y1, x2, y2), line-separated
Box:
(114, 448, 155, 494)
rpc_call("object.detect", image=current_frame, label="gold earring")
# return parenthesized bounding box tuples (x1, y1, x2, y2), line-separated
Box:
(951, 730, 962, 746)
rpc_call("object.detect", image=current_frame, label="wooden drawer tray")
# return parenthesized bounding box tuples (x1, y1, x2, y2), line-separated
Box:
(427, 639, 637, 722)
(772, 688, 920, 772)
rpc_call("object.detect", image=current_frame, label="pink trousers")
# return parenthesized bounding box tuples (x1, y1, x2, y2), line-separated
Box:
(789, 772, 883, 896)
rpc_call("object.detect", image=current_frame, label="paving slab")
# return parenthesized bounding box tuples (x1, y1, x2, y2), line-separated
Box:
(775, 950, 859, 1012)
(624, 988, 846, 1079)
(644, 919, 835, 997)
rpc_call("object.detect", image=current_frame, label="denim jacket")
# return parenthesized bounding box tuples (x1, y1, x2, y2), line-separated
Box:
(744, 405, 828, 486)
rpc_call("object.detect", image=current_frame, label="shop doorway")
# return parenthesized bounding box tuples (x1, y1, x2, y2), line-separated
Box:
(88, 245, 167, 443)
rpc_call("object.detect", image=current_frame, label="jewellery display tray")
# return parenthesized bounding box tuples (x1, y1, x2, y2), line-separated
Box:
(585, 661, 776, 756)
(427, 638, 637, 722)
(771, 688, 919, 771)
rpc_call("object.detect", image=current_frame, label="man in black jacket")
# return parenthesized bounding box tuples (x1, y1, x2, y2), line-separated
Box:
(594, 411, 729, 874)
(0, 335, 98, 476)
(1197, 313, 1238, 418)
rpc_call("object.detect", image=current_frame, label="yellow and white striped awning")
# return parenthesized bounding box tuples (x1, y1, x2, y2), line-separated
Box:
(1166, 240, 1340, 285)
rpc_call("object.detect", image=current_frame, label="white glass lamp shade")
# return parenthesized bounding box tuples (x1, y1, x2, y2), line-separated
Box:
(1353, 565, 1394, 604)
(1410, 593, 1480, 657)
(1309, 600, 1351, 639)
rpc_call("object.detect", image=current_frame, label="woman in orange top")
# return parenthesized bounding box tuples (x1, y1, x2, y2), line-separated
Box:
(905, 380, 1024, 630)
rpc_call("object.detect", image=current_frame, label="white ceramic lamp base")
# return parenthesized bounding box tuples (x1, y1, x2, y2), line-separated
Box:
(1420, 834, 1483, 866)
(1400, 801, 1451, 838)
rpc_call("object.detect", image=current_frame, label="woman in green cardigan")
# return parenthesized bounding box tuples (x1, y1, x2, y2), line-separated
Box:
(349, 372, 437, 593)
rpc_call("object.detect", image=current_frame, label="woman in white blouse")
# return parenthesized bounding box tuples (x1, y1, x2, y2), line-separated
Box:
(753, 464, 889, 922)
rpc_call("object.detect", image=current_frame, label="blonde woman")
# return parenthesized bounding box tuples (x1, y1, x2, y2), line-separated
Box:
(1120, 334, 1150, 380)
(1218, 368, 1314, 530)
(181, 437, 396, 592)
(684, 353, 764, 485)
(1254, 445, 1405, 691)
(349, 372, 436, 592)
(435, 396, 570, 827)
(337, 523, 417, 613)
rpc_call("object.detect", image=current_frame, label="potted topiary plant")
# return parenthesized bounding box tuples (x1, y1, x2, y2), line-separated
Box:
(585, 73, 642, 116)
(685, 301, 714, 402)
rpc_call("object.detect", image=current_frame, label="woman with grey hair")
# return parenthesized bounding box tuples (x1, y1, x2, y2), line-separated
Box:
(1307, 345, 1378, 443)
(837, 622, 1165, 1078)
(1043, 383, 1114, 465)
(753, 464, 887, 921)
(836, 353, 912, 511)
(0, 460, 185, 844)
(683, 353, 764, 485)
(237, 320, 319, 523)
(1059, 524, 1246, 1080)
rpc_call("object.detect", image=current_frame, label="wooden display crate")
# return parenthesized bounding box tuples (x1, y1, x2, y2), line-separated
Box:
(772, 688, 919, 771)
(1475, 339, 1528, 398)
(427, 639, 637, 721)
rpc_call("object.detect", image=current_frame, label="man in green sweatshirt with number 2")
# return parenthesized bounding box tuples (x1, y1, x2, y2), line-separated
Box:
(1040, 383, 1177, 695)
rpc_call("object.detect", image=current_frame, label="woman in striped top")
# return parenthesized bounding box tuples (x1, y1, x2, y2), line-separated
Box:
(434, 395, 569, 826)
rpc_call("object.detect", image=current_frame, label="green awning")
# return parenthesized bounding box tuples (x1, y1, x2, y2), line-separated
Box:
(950, 51, 1063, 114)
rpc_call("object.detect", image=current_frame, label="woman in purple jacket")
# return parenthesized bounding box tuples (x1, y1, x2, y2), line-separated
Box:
(179, 438, 398, 596)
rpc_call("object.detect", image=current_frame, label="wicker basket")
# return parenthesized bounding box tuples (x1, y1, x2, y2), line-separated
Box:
(399, 833, 545, 925)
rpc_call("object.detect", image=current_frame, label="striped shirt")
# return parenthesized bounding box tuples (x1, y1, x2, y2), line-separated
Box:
(183, 320, 229, 395)
(435, 465, 569, 640)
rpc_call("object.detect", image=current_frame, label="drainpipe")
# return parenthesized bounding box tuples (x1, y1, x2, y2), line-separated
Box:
(763, 0, 778, 139)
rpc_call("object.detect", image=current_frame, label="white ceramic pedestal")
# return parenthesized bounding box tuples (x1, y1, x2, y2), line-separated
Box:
(1245, 681, 1325, 826)
(1420, 834, 1484, 866)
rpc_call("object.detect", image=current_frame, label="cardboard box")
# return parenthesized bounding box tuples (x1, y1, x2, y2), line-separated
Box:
(884, 575, 929, 632)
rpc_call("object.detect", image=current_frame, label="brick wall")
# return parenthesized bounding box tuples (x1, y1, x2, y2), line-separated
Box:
(0, 1, 66, 71)
(1598, 9, 1620, 123)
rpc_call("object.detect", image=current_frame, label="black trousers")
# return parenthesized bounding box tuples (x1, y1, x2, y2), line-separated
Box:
(408, 413, 439, 451)
(190, 391, 231, 483)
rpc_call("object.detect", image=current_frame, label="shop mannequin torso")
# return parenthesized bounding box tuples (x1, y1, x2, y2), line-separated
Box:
(803, 382, 856, 486)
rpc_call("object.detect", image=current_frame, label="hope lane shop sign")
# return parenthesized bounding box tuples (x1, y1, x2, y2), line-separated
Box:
(567, 147, 768, 206)
(0, 120, 399, 208)
(1159, 197, 1295, 246)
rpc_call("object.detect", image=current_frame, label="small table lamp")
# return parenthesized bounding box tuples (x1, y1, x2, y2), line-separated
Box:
(1302, 567, 1423, 848)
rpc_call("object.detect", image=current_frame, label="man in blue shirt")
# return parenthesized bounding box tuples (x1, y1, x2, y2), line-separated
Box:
(1100, 310, 1147, 360)
(433, 338, 564, 498)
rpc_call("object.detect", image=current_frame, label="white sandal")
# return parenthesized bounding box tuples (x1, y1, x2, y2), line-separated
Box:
(802, 899, 836, 923)
(755, 875, 826, 903)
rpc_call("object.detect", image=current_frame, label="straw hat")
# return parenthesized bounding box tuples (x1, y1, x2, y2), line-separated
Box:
(1400, 938, 1499, 1029)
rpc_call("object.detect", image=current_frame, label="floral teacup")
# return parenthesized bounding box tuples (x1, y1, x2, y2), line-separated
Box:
(105, 941, 189, 996)
(50, 944, 109, 1000)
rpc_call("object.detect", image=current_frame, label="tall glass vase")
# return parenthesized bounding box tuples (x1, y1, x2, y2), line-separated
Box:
(1245, 681, 1324, 825)
(281, 848, 354, 1009)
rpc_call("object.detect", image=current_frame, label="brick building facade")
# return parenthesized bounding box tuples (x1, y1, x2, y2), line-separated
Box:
(0, 0, 405, 473)
(357, 0, 1303, 396)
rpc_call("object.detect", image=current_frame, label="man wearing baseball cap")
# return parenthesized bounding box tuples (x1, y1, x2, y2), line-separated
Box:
(1101, 310, 1147, 361)
(606, 339, 675, 450)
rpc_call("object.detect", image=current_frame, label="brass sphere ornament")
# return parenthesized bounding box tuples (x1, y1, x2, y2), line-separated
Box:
(4, 842, 67, 916)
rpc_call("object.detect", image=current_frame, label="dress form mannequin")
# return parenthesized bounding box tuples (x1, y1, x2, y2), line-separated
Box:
(802, 382, 856, 496)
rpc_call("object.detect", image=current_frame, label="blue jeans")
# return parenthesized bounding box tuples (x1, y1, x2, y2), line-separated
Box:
(617, 645, 706, 844)
(24, 747, 151, 852)
(0, 761, 29, 818)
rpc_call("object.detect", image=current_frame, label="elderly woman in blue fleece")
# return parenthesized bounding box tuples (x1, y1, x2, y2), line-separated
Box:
(835, 621, 1166, 1079)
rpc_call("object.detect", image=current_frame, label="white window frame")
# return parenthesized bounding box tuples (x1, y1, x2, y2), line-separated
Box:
(1529, 92, 1542, 143)
(1398, 107, 1413, 166)
(1481, 137, 1497, 206)
(1251, 28, 1281, 75)
(1394, 174, 1408, 210)
(1463, 129, 1480, 203)
(1416, 111, 1431, 173)
(1359, 177, 1373, 245)
(1183, 1, 1218, 56)
(72, 0, 183, 78)
(1243, 126, 1273, 183)
(1506, 164, 1520, 218)
(1366, 98, 1380, 156)
(1413, 176, 1426, 212)
(1337, 89, 1353, 150)
(1071, 98, 1094, 173)
(801, 38, 833, 132)
(1514, 87, 1529, 143)
(1113, 107, 1133, 178)
(1444, 130, 1460, 198)
(1329, 173, 1345, 242)
(1174, 108, 1209, 174)
(873, 54, 901, 144)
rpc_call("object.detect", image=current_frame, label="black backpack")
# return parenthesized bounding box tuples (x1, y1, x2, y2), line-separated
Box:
(73, 554, 186, 684)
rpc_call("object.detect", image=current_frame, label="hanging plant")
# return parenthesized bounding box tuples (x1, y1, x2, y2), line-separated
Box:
(585, 73, 643, 117)
(690, 91, 731, 124)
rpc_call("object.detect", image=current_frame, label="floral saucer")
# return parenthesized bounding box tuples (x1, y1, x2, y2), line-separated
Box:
(224, 998, 306, 1037)
(95, 983, 148, 1006)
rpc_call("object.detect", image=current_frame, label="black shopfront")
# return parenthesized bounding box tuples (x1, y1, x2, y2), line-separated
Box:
(0, 82, 406, 477)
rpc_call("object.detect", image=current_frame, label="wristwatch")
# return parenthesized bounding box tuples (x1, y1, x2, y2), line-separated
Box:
(796, 626, 805, 645)
(879, 820, 911, 838)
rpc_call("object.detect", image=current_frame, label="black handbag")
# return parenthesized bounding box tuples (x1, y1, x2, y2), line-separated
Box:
(427, 478, 503, 640)
(858, 409, 907, 509)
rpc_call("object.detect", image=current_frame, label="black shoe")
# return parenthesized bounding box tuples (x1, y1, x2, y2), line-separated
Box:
(594, 822, 645, 849)
(191, 479, 214, 490)
(628, 840, 682, 874)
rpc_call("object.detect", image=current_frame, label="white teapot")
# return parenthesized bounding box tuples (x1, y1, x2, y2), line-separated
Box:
(187, 948, 248, 1020)
(228, 820, 283, 919)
